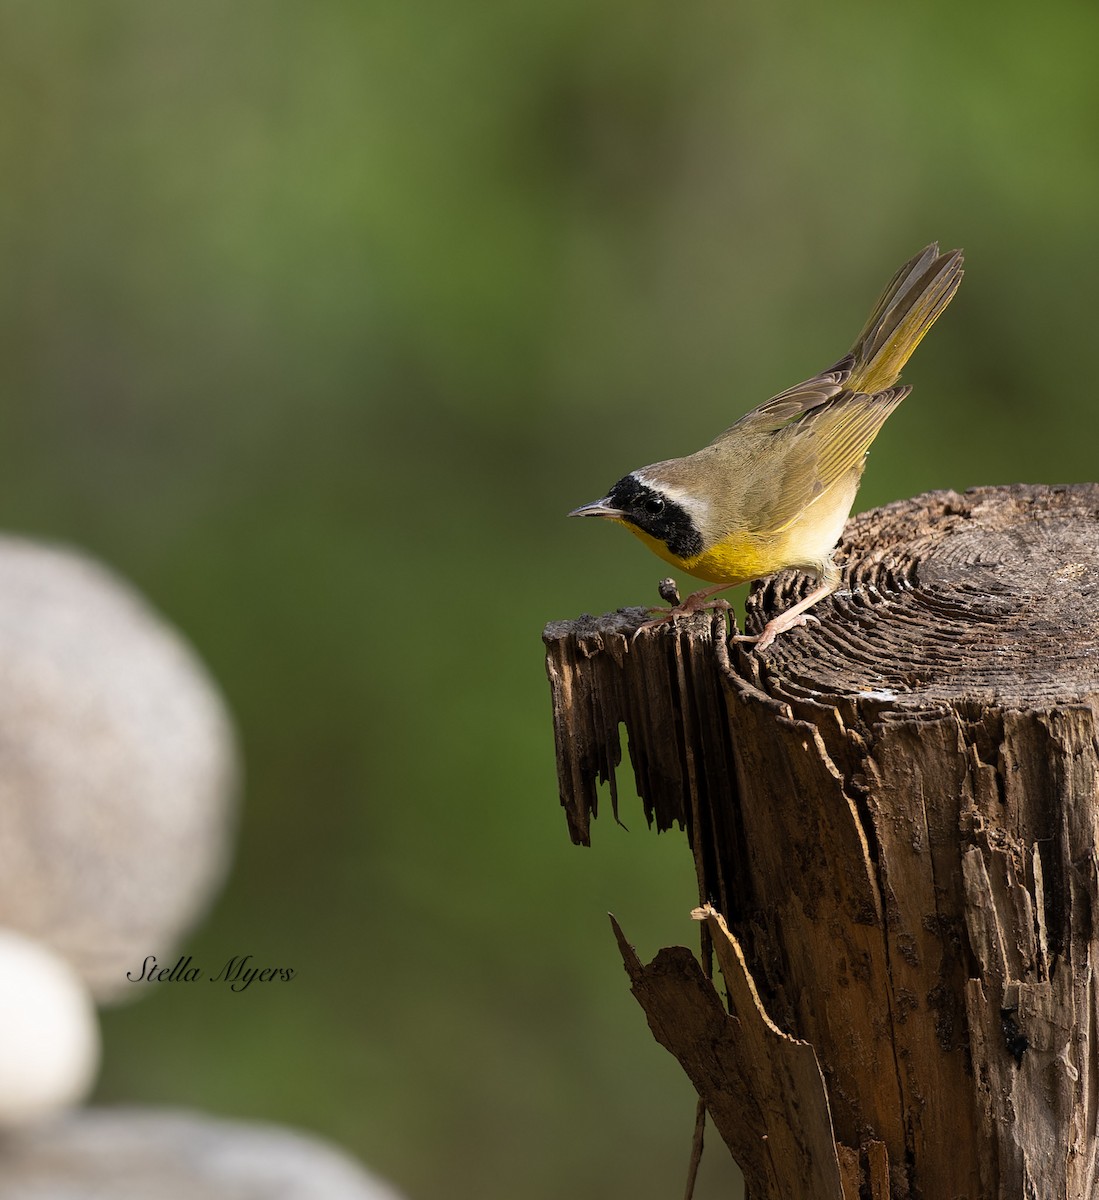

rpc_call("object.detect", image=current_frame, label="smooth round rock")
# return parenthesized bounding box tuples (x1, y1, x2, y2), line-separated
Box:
(745, 484, 1099, 708)
(0, 929, 100, 1126)
(0, 537, 239, 1001)
(0, 1108, 406, 1199)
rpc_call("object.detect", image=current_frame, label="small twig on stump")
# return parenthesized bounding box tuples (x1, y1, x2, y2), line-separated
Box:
(682, 1097, 706, 1200)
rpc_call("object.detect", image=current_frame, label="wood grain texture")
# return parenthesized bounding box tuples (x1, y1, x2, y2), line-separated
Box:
(544, 484, 1099, 1199)
(612, 908, 844, 1200)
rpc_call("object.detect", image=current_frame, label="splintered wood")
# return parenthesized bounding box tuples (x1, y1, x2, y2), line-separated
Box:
(543, 484, 1099, 1200)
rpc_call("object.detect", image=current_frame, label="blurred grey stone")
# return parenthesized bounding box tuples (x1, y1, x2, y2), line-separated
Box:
(0, 1107, 406, 1199)
(0, 537, 238, 1002)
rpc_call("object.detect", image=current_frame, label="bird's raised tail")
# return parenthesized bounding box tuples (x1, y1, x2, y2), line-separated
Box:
(842, 243, 964, 395)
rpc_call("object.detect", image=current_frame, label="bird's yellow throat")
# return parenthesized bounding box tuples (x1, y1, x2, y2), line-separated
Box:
(619, 521, 772, 586)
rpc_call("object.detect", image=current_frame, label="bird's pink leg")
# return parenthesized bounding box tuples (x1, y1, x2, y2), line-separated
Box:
(631, 582, 736, 642)
(733, 580, 836, 650)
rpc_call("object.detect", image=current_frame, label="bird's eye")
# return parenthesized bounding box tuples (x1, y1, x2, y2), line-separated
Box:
(644, 496, 665, 516)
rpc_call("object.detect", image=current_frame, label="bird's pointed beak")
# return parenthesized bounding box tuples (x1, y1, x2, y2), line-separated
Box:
(568, 499, 623, 519)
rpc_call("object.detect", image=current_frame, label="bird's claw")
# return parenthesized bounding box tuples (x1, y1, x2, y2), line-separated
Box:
(631, 594, 732, 644)
(734, 612, 820, 651)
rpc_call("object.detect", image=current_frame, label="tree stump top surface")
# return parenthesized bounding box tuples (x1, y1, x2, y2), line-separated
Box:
(748, 483, 1099, 708)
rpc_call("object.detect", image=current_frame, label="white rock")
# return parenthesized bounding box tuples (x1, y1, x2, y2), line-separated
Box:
(0, 1107, 406, 1199)
(0, 537, 239, 1002)
(0, 929, 100, 1125)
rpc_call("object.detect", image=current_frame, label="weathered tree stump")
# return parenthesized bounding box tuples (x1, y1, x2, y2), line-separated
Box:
(543, 484, 1099, 1200)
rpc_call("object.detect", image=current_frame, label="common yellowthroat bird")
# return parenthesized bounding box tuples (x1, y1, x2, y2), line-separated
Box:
(570, 243, 964, 649)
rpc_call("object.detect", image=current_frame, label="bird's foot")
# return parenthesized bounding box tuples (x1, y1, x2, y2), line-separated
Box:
(733, 612, 820, 651)
(732, 578, 835, 651)
(631, 585, 733, 643)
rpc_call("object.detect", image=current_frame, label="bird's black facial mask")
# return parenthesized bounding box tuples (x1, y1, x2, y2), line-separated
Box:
(605, 475, 703, 559)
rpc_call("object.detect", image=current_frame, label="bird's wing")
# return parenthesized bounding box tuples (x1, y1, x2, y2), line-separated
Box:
(740, 385, 910, 537)
(715, 361, 855, 437)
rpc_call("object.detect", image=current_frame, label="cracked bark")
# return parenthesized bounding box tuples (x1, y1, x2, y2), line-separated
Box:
(543, 484, 1099, 1200)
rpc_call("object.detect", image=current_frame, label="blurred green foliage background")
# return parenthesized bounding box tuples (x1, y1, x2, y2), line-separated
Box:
(1, 2, 1097, 1197)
